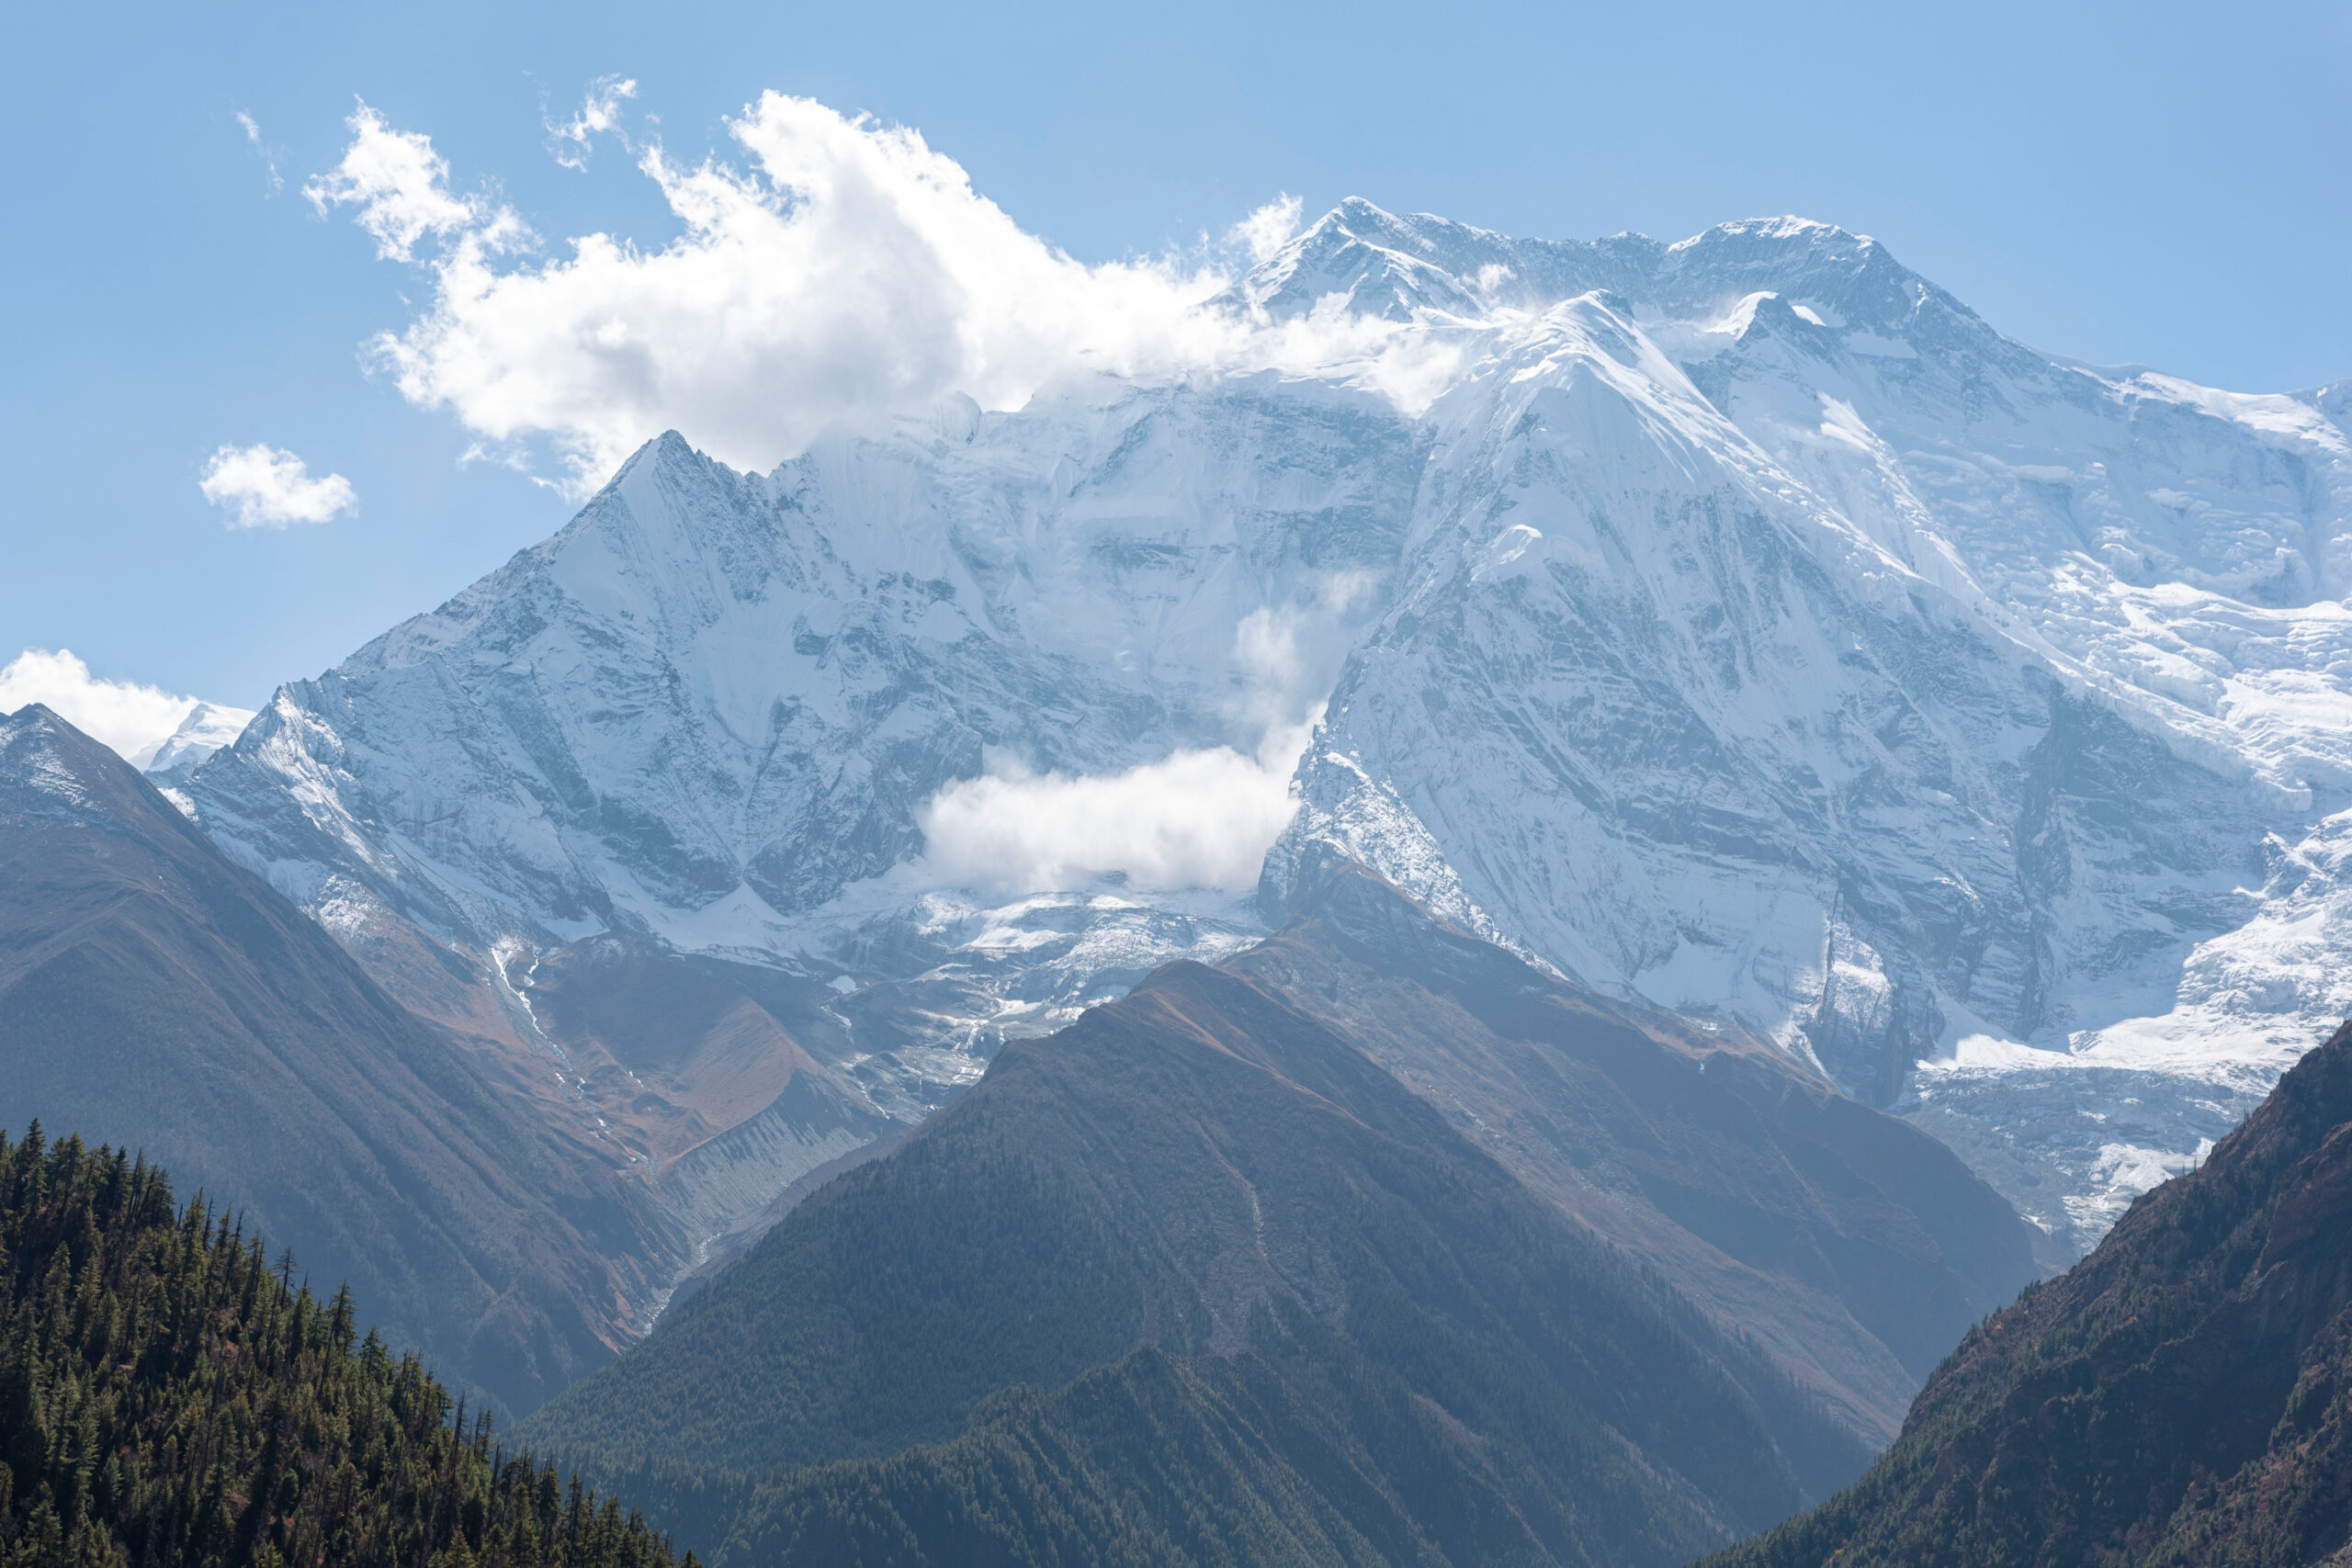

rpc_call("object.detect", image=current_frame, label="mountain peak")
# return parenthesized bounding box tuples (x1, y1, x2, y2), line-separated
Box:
(3, 702, 185, 835)
(1329, 193, 1398, 223)
(181, 194, 2352, 1270)
(1685, 214, 1860, 244)
(2, 696, 691, 1413)
(1239, 203, 1916, 327)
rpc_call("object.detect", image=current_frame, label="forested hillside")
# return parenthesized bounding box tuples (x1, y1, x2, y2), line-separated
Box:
(1702, 1016, 2352, 1568)
(0, 1122, 683, 1568)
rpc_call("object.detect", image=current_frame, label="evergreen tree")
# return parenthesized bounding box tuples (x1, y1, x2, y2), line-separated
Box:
(0, 1123, 687, 1568)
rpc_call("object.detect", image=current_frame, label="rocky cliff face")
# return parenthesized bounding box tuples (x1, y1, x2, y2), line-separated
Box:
(185, 204, 2352, 1257)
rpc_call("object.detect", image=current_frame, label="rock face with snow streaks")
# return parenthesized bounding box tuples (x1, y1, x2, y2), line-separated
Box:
(1259, 207, 2352, 1252)
(193, 381, 1414, 950)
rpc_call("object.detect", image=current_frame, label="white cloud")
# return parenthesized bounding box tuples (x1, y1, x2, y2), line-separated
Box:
(548, 75, 637, 170)
(198, 444, 357, 528)
(0, 649, 251, 770)
(915, 604, 1345, 897)
(237, 110, 284, 194)
(1228, 194, 1304, 265)
(314, 94, 1446, 494)
(918, 743, 1302, 896)
(305, 101, 527, 263)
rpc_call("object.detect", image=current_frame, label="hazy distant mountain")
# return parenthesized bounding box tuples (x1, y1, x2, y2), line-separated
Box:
(519, 881, 1879, 1565)
(1707, 1009, 2352, 1568)
(141, 698, 252, 788)
(1230, 865, 2042, 1443)
(514, 874, 2052, 1564)
(181, 205, 2352, 1258)
(0, 703, 686, 1413)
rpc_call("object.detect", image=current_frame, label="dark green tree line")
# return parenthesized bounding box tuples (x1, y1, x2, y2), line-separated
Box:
(0, 1122, 688, 1568)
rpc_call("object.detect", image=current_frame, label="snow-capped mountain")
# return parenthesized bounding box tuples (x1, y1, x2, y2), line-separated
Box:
(187, 202, 2352, 1256)
(185, 376, 1418, 1219)
(1261, 206, 2352, 1248)
(143, 700, 255, 788)
(192, 381, 1409, 945)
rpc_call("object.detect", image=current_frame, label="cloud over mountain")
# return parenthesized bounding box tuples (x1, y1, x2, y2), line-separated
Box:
(310, 94, 1431, 492)
(0, 649, 249, 770)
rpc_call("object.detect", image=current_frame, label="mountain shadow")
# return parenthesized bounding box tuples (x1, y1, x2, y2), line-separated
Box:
(1233, 865, 2042, 1444)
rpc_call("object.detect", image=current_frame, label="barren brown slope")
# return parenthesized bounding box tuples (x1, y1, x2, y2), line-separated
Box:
(0, 704, 689, 1413)
(258, 854, 895, 1262)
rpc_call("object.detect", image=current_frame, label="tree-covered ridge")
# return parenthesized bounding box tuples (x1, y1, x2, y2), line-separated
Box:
(1701, 1017, 2352, 1568)
(0, 1123, 686, 1568)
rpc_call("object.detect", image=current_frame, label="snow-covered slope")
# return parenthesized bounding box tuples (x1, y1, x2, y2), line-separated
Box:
(189, 203, 2352, 1256)
(187, 377, 1413, 1189)
(1260, 207, 2352, 1249)
(143, 700, 255, 792)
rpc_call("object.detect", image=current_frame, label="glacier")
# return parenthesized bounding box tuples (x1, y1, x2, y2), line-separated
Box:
(186, 201, 2352, 1257)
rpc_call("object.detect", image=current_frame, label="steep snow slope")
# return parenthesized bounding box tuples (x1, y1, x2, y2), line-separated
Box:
(189, 204, 2352, 1257)
(1261, 208, 2352, 1250)
(194, 378, 1411, 942)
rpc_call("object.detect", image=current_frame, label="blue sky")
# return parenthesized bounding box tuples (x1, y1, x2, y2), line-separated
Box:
(5, 0, 2346, 715)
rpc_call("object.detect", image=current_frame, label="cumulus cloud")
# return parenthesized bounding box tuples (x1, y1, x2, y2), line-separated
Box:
(916, 596, 1353, 897)
(198, 444, 357, 528)
(918, 744, 1302, 896)
(548, 75, 637, 169)
(305, 101, 526, 263)
(312, 94, 1453, 494)
(0, 649, 249, 769)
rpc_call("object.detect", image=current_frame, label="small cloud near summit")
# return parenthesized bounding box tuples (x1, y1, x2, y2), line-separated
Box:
(1227, 195, 1304, 265)
(198, 444, 356, 529)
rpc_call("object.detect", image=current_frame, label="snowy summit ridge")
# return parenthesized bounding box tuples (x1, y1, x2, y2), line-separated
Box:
(187, 204, 2352, 1252)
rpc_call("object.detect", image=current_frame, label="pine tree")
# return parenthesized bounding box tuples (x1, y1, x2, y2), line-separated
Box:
(0, 1126, 678, 1568)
